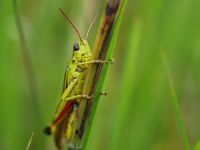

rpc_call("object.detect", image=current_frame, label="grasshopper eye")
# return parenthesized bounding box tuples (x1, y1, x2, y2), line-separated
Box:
(73, 42, 79, 51)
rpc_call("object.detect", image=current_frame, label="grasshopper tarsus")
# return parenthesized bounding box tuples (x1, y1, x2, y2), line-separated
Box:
(109, 57, 115, 64)
(100, 91, 107, 96)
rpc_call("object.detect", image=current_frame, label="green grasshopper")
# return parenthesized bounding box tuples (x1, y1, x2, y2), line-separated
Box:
(44, 9, 112, 149)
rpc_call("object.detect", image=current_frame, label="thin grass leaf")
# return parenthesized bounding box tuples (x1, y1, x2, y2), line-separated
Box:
(12, 0, 39, 105)
(161, 51, 191, 150)
(25, 132, 35, 150)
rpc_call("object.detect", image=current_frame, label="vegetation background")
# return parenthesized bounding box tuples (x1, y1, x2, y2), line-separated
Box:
(1, 0, 200, 149)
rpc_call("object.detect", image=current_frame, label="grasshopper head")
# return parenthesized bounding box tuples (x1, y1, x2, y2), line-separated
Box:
(72, 39, 92, 69)
(73, 39, 90, 53)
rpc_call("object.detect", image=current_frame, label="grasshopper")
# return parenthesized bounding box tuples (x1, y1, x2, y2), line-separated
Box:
(44, 9, 112, 149)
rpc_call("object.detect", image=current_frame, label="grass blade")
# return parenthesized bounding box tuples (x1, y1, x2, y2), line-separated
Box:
(25, 132, 35, 150)
(161, 51, 191, 150)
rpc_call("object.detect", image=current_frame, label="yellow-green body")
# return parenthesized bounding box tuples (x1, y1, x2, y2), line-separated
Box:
(45, 39, 93, 149)
(44, 8, 111, 149)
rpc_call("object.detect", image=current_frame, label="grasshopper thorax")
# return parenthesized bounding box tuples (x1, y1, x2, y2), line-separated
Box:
(72, 39, 92, 70)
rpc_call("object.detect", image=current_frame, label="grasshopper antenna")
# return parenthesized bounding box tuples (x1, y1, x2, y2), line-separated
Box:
(59, 8, 82, 42)
(86, 7, 101, 40)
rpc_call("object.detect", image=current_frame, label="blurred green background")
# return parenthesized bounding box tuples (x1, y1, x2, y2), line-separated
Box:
(1, 0, 200, 149)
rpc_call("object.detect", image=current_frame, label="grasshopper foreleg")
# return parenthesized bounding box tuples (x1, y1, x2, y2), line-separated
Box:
(78, 58, 115, 65)
(65, 95, 92, 101)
